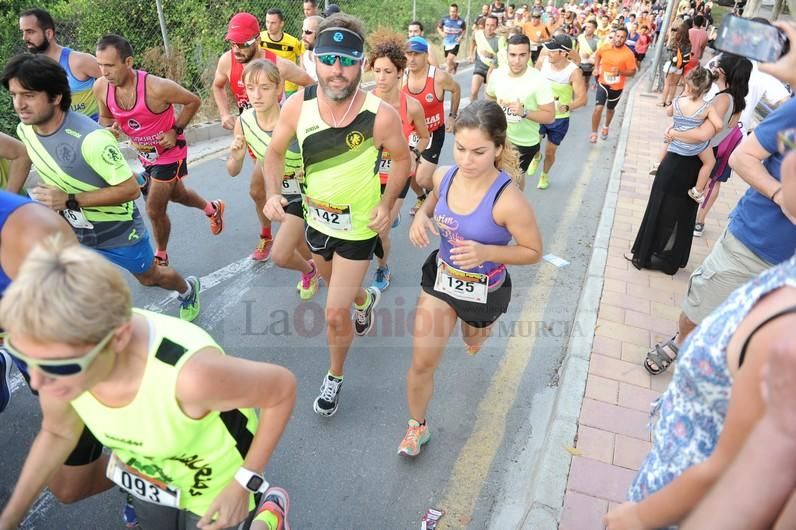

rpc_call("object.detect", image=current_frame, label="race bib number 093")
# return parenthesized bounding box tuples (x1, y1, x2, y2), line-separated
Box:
(106, 454, 180, 508)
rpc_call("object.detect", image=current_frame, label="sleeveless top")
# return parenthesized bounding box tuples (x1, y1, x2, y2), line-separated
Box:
(403, 66, 445, 133)
(0, 191, 33, 295)
(539, 59, 578, 119)
(628, 255, 796, 521)
(378, 92, 417, 185)
(710, 92, 736, 148)
(296, 86, 382, 241)
(668, 96, 711, 156)
(434, 166, 513, 286)
(71, 309, 259, 517)
(59, 47, 99, 121)
(239, 107, 303, 198)
(106, 70, 187, 167)
(229, 50, 278, 113)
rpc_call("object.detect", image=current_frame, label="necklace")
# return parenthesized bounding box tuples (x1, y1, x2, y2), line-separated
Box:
(326, 92, 358, 127)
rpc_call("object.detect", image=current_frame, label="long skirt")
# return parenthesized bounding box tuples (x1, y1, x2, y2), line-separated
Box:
(630, 151, 701, 275)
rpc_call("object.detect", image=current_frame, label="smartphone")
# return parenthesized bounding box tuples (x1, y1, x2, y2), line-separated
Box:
(714, 14, 789, 63)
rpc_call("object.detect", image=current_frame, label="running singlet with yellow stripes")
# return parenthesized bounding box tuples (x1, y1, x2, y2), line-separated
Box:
(71, 309, 259, 517)
(296, 85, 382, 241)
(239, 107, 303, 197)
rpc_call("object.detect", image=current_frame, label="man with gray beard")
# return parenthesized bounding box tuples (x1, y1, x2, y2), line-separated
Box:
(300, 15, 322, 81)
(263, 14, 411, 417)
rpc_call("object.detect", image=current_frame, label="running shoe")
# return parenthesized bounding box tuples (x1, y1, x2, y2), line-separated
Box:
(178, 276, 201, 322)
(371, 265, 391, 292)
(208, 200, 225, 235)
(528, 153, 541, 176)
(122, 493, 139, 528)
(391, 211, 402, 229)
(296, 261, 319, 300)
(313, 373, 343, 416)
(601, 127, 609, 140)
(253, 237, 273, 262)
(589, 132, 598, 144)
(353, 287, 381, 336)
(397, 419, 430, 457)
(537, 173, 549, 190)
(693, 222, 705, 237)
(0, 348, 13, 414)
(409, 196, 426, 216)
(253, 486, 291, 530)
(466, 343, 481, 356)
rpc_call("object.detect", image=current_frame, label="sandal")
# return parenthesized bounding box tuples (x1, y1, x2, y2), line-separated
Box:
(589, 132, 598, 144)
(601, 127, 609, 140)
(643, 336, 679, 375)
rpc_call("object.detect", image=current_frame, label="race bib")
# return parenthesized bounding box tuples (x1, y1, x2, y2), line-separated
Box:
(499, 103, 523, 124)
(61, 208, 94, 230)
(132, 143, 159, 164)
(434, 258, 489, 304)
(603, 72, 621, 85)
(379, 157, 392, 174)
(282, 175, 301, 196)
(408, 132, 420, 149)
(106, 454, 180, 508)
(305, 197, 353, 231)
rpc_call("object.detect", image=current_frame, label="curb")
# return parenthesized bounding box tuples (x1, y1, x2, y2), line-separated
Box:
(516, 70, 648, 530)
(119, 122, 230, 163)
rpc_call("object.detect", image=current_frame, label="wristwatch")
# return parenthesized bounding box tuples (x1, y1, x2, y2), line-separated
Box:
(172, 126, 184, 135)
(234, 467, 269, 493)
(66, 193, 80, 211)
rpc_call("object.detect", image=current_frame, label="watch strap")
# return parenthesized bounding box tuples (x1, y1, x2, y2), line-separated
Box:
(234, 467, 269, 493)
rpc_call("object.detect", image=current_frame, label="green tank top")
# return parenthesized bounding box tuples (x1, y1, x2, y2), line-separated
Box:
(71, 309, 259, 516)
(239, 108, 302, 173)
(0, 159, 10, 190)
(295, 86, 382, 241)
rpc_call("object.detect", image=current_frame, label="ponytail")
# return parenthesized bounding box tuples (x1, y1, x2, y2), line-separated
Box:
(499, 142, 525, 190)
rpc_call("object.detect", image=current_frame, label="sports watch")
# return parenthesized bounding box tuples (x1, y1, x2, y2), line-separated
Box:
(172, 126, 184, 135)
(234, 467, 269, 493)
(66, 193, 80, 211)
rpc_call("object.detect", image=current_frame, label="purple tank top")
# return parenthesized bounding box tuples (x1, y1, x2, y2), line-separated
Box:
(434, 166, 513, 284)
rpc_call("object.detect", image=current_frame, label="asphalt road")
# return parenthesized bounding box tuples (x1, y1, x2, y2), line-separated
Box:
(0, 66, 627, 530)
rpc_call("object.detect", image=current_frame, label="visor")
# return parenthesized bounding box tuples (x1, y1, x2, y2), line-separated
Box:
(314, 27, 364, 61)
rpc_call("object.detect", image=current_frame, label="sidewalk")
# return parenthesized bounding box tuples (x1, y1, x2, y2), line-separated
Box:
(557, 87, 750, 528)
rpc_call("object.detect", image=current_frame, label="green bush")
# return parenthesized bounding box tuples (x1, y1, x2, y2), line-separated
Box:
(1, 0, 455, 135)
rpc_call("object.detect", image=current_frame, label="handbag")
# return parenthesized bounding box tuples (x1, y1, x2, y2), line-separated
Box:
(701, 122, 744, 208)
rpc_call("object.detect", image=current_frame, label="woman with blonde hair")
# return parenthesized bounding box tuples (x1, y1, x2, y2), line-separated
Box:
(397, 100, 543, 456)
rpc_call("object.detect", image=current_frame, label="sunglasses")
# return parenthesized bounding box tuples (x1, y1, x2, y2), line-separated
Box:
(1, 329, 114, 378)
(231, 37, 258, 49)
(303, 29, 315, 35)
(316, 54, 360, 67)
(779, 128, 796, 156)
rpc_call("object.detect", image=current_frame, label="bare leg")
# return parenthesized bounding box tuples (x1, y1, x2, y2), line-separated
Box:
(697, 180, 721, 225)
(48, 455, 112, 504)
(169, 179, 207, 210)
(542, 141, 559, 174)
(591, 104, 605, 133)
(461, 320, 494, 354)
(271, 214, 312, 274)
(145, 180, 175, 252)
(406, 292, 459, 421)
(250, 163, 270, 231)
(323, 254, 370, 376)
(134, 260, 189, 293)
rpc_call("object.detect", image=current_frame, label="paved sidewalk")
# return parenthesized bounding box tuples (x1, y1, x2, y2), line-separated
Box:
(558, 89, 750, 529)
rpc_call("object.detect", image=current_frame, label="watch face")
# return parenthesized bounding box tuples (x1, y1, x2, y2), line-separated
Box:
(246, 475, 264, 491)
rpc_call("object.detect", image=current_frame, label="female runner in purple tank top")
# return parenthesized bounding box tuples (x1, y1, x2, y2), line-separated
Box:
(397, 100, 543, 457)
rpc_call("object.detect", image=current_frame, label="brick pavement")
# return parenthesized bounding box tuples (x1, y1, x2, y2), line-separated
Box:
(558, 89, 750, 529)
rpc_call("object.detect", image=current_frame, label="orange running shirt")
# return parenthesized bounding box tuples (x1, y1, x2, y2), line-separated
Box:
(596, 44, 636, 90)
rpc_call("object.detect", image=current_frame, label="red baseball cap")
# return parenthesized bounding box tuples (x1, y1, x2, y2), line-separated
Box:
(225, 13, 260, 42)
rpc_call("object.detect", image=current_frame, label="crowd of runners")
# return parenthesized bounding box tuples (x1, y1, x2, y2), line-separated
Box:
(0, 0, 793, 528)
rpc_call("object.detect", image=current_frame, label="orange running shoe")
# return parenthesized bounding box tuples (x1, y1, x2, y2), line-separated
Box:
(208, 200, 225, 235)
(252, 237, 273, 261)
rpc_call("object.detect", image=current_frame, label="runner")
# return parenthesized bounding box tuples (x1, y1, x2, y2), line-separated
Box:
(0, 237, 296, 530)
(576, 19, 600, 86)
(301, 15, 323, 82)
(94, 34, 224, 268)
(590, 27, 636, 143)
(304, 0, 319, 17)
(213, 12, 314, 261)
(485, 34, 555, 176)
(437, 3, 467, 74)
(407, 21, 440, 66)
(261, 8, 304, 97)
(403, 36, 461, 215)
(368, 31, 431, 292)
(528, 34, 587, 189)
(469, 15, 499, 101)
(490, 0, 507, 24)
(18, 8, 101, 121)
(2, 53, 201, 322)
(397, 100, 543, 456)
(523, 8, 551, 63)
(227, 59, 320, 301)
(0, 132, 30, 194)
(263, 14, 411, 417)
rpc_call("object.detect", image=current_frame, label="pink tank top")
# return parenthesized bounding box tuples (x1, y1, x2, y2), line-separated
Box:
(107, 70, 187, 166)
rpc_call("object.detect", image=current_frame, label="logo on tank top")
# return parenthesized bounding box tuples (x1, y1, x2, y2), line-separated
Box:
(425, 93, 434, 103)
(56, 143, 76, 164)
(127, 119, 142, 131)
(345, 131, 364, 150)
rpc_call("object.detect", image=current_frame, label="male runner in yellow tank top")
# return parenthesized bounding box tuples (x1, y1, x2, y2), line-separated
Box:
(263, 14, 411, 417)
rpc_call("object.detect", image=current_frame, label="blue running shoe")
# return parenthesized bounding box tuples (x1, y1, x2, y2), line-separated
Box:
(371, 266, 391, 292)
(391, 211, 401, 229)
(0, 349, 12, 413)
(122, 494, 139, 527)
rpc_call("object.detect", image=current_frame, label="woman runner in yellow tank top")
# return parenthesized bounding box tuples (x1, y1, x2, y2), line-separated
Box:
(227, 60, 320, 300)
